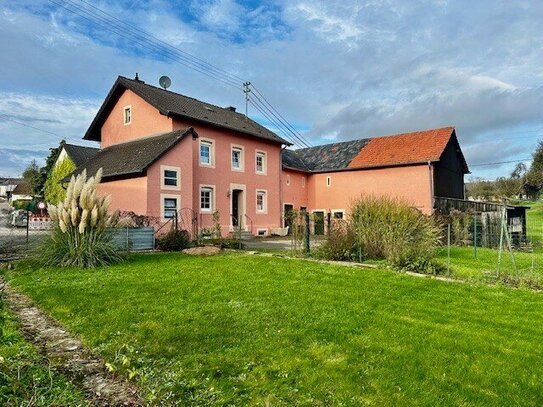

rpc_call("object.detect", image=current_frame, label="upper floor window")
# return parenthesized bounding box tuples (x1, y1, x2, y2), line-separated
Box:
(200, 186, 214, 212)
(256, 151, 266, 174)
(286, 175, 291, 186)
(302, 177, 306, 188)
(200, 140, 214, 166)
(231, 146, 243, 171)
(160, 165, 180, 191)
(326, 176, 332, 187)
(123, 106, 131, 125)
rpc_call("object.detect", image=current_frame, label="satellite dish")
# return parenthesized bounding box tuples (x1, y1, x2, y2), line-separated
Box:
(159, 75, 171, 90)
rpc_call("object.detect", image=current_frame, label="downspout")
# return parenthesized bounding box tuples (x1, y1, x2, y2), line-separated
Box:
(428, 160, 435, 213)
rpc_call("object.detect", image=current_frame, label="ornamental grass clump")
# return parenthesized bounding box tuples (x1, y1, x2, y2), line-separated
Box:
(349, 195, 443, 272)
(38, 169, 124, 268)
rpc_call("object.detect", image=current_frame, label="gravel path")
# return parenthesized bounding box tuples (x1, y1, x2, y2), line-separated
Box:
(0, 277, 141, 406)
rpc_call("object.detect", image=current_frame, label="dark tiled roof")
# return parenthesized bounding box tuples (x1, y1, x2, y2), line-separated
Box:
(84, 76, 290, 146)
(282, 127, 468, 174)
(71, 128, 197, 181)
(282, 139, 370, 172)
(0, 178, 25, 186)
(63, 144, 99, 167)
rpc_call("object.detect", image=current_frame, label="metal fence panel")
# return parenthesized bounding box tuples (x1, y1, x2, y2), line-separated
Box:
(108, 227, 155, 251)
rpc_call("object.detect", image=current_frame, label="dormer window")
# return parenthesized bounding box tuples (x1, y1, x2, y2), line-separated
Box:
(124, 106, 131, 125)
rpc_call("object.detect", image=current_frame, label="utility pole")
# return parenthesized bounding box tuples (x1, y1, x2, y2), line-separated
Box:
(243, 81, 251, 117)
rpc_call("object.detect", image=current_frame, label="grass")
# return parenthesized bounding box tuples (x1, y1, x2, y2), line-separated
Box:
(0, 304, 88, 406)
(3, 252, 543, 405)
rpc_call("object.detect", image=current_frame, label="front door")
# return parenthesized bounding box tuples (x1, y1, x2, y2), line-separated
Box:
(232, 190, 240, 226)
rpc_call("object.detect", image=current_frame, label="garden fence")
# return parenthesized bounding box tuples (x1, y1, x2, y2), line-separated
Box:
(442, 205, 543, 280)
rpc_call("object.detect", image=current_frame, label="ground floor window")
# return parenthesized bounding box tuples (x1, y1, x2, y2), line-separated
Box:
(200, 187, 213, 212)
(333, 211, 344, 219)
(256, 190, 267, 212)
(164, 197, 178, 219)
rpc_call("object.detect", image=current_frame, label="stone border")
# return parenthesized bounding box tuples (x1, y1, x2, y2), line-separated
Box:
(0, 278, 141, 406)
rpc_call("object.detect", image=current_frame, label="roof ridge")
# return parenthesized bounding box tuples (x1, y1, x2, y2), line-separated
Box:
(118, 75, 242, 115)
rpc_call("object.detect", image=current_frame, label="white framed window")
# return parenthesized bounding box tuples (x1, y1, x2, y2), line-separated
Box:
(286, 175, 290, 186)
(256, 151, 267, 174)
(256, 190, 267, 213)
(231, 145, 244, 171)
(326, 176, 332, 187)
(199, 139, 214, 167)
(123, 106, 131, 125)
(160, 165, 180, 190)
(200, 186, 214, 212)
(161, 194, 179, 220)
(333, 211, 344, 219)
(302, 177, 306, 188)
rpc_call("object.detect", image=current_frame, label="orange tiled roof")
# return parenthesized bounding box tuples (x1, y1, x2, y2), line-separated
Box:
(348, 127, 457, 169)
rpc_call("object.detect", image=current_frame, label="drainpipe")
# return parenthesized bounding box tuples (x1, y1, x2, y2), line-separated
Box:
(428, 160, 435, 213)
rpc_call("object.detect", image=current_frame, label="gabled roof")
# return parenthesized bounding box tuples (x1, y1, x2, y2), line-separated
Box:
(282, 127, 469, 173)
(71, 128, 197, 181)
(84, 76, 290, 146)
(62, 144, 99, 167)
(12, 182, 32, 196)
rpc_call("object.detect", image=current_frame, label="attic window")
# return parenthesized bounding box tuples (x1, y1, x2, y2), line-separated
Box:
(204, 106, 214, 112)
(123, 106, 131, 125)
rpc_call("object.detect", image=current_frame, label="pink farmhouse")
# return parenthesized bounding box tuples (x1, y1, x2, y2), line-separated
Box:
(73, 75, 469, 236)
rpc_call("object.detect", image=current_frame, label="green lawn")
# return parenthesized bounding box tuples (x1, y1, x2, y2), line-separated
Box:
(0, 305, 88, 406)
(4, 253, 543, 406)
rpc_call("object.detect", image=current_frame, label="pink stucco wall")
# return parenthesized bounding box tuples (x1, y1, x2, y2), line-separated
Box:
(97, 176, 147, 214)
(173, 118, 282, 235)
(307, 164, 434, 215)
(101, 89, 173, 148)
(282, 169, 309, 210)
(146, 135, 195, 219)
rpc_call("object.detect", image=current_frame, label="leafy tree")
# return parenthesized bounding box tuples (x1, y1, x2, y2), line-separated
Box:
(44, 156, 76, 204)
(525, 141, 543, 198)
(466, 178, 496, 200)
(22, 160, 42, 196)
(495, 176, 522, 198)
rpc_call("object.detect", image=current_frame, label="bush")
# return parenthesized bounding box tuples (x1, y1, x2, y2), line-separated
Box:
(317, 220, 358, 261)
(11, 200, 30, 210)
(36, 169, 124, 268)
(319, 196, 442, 272)
(156, 229, 191, 251)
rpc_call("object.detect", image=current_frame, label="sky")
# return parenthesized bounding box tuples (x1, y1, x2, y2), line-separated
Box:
(0, 0, 542, 180)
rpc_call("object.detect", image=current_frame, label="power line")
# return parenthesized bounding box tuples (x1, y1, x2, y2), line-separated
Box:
(250, 84, 313, 147)
(49, 0, 308, 146)
(248, 94, 311, 148)
(0, 114, 61, 137)
(470, 158, 532, 167)
(49, 0, 242, 89)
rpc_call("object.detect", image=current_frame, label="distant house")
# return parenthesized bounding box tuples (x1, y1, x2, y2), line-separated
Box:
(0, 178, 25, 200)
(54, 143, 99, 169)
(10, 182, 33, 202)
(69, 74, 470, 236)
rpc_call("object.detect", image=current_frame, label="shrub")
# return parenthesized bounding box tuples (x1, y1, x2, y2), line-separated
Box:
(318, 196, 442, 272)
(36, 169, 124, 268)
(11, 200, 30, 210)
(317, 220, 358, 261)
(349, 196, 442, 271)
(156, 229, 191, 251)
